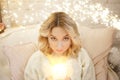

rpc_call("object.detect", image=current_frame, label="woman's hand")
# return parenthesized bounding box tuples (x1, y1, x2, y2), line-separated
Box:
(65, 77, 71, 80)
(45, 76, 53, 80)
(45, 76, 71, 80)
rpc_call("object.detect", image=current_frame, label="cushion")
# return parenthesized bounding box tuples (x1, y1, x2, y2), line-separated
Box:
(78, 27, 114, 59)
(3, 42, 38, 80)
(0, 50, 11, 80)
(1, 25, 39, 46)
(78, 27, 120, 80)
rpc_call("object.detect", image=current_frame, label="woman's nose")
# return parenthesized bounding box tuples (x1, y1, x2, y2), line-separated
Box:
(57, 41, 63, 48)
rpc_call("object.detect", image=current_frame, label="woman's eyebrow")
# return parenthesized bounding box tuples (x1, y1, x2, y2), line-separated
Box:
(50, 34, 54, 36)
(49, 34, 56, 37)
(49, 34, 69, 37)
(64, 34, 69, 37)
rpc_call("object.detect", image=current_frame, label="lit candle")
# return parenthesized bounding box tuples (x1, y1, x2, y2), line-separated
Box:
(0, 23, 5, 33)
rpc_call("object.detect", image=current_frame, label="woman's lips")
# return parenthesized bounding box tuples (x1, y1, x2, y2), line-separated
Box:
(56, 49, 63, 52)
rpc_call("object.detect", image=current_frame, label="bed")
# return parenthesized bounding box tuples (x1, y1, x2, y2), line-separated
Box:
(0, 24, 119, 80)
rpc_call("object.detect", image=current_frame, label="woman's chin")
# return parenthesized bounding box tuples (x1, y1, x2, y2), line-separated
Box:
(54, 51, 65, 55)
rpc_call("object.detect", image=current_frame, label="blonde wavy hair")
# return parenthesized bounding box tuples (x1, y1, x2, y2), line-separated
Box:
(39, 12, 81, 57)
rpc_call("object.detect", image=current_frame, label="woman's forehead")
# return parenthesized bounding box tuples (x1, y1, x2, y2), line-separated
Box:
(50, 27, 69, 37)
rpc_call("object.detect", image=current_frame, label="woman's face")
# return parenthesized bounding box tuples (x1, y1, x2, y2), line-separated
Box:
(48, 27, 71, 56)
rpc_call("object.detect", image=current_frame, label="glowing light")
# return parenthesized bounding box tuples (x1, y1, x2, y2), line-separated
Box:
(52, 63, 67, 80)
(112, 20, 120, 30)
(18, 2, 23, 6)
(13, 13, 18, 18)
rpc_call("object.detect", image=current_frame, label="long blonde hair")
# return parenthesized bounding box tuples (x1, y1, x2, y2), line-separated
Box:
(39, 12, 81, 57)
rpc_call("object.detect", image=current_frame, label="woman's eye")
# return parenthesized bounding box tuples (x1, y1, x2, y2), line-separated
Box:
(63, 37, 70, 41)
(50, 37, 57, 41)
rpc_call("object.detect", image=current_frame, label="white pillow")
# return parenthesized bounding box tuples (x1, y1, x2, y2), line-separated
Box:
(78, 27, 117, 80)
(0, 24, 40, 47)
(3, 42, 38, 80)
(79, 27, 114, 59)
(0, 51, 11, 80)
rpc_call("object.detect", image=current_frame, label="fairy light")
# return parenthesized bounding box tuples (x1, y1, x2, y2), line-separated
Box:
(12, 13, 18, 18)
(1, 0, 120, 29)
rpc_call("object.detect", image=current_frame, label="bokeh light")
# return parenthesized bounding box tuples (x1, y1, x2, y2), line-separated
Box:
(1, 0, 120, 29)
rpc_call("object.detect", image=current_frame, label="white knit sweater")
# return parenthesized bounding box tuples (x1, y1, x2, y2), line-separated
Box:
(24, 48, 96, 80)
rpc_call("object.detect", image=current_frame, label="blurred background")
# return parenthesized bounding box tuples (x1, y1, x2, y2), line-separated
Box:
(0, 0, 120, 29)
(0, 0, 120, 80)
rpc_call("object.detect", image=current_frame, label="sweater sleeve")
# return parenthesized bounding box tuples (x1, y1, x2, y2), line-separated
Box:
(24, 51, 44, 80)
(78, 48, 96, 80)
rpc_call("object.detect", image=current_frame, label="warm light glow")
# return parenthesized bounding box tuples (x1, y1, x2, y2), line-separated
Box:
(52, 63, 67, 80)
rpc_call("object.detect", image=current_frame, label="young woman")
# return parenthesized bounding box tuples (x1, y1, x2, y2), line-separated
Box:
(24, 12, 96, 80)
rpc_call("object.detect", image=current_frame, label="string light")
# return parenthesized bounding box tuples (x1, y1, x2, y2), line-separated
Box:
(1, 0, 120, 29)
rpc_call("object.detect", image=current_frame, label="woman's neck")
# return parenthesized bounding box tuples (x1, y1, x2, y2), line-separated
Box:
(47, 54, 68, 65)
